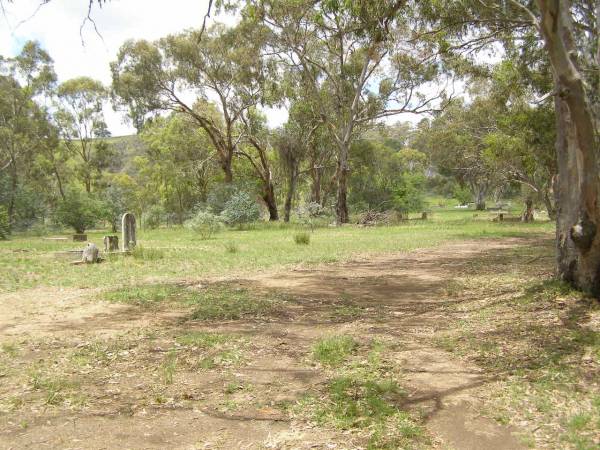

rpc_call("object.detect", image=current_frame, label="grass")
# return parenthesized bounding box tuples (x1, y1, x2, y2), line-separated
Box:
(300, 339, 427, 449)
(101, 283, 278, 320)
(0, 207, 553, 293)
(176, 331, 238, 348)
(312, 335, 357, 366)
(429, 248, 600, 449)
(294, 231, 310, 245)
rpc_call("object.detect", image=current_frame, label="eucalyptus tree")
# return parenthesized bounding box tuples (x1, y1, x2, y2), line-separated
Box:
(421, 1, 600, 293)
(111, 21, 279, 184)
(0, 41, 58, 224)
(55, 76, 111, 194)
(245, 0, 449, 224)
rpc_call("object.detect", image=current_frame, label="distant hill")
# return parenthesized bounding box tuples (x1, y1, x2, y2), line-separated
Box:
(104, 134, 148, 175)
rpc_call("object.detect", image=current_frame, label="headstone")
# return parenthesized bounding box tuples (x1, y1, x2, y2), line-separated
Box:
(73, 234, 87, 242)
(121, 212, 137, 252)
(81, 243, 99, 263)
(103, 235, 119, 252)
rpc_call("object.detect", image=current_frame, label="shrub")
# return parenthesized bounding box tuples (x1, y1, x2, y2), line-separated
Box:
(205, 184, 240, 215)
(185, 211, 223, 239)
(453, 184, 472, 206)
(220, 191, 260, 226)
(53, 191, 105, 233)
(392, 173, 426, 218)
(144, 205, 165, 230)
(0, 205, 9, 240)
(294, 232, 310, 245)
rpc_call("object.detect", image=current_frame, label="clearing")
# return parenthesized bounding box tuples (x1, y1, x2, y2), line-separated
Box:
(0, 233, 599, 449)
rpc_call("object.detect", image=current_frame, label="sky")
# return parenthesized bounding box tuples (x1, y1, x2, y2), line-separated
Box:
(0, 0, 426, 136)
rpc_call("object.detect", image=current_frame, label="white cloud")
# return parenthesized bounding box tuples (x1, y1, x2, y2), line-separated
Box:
(0, 0, 256, 135)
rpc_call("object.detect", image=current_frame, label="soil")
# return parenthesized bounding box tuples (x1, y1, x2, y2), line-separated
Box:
(0, 238, 533, 450)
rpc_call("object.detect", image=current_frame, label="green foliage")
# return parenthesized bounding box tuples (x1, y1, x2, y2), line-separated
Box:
(220, 191, 260, 226)
(185, 210, 223, 239)
(0, 205, 9, 240)
(453, 184, 472, 205)
(294, 232, 310, 245)
(392, 173, 426, 215)
(312, 335, 357, 366)
(144, 205, 165, 230)
(52, 190, 106, 233)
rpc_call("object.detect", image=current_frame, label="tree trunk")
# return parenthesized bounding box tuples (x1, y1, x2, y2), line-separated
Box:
(262, 181, 278, 221)
(543, 181, 557, 220)
(7, 157, 17, 227)
(310, 166, 322, 205)
(522, 197, 535, 222)
(335, 142, 350, 224)
(474, 187, 486, 211)
(284, 168, 298, 223)
(537, 1, 600, 294)
(222, 155, 233, 183)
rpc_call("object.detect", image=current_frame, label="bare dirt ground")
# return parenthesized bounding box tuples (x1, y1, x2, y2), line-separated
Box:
(0, 238, 538, 449)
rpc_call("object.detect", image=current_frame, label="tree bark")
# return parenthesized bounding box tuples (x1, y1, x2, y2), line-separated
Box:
(262, 181, 279, 221)
(522, 197, 535, 222)
(221, 153, 233, 183)
(537, 0, 600, 294)
(310, 165, 322, 205)
(335, 142, 350, 224)
(284, 168, 298, 223)
(474, 186, 486, 211)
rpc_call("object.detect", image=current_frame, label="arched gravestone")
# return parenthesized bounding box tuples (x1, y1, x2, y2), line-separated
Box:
(121, 213, 137, 252)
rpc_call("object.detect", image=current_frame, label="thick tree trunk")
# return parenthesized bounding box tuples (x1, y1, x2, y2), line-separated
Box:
(474, 187, 486, 211)
(284, 169, 298, 223)
(262, 181, 278, 221)
(538, 1, 600, 294)
(222, 153, 233, 183)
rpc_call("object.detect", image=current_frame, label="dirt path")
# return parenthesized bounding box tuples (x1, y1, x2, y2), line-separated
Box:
(0, 238, 533, 449)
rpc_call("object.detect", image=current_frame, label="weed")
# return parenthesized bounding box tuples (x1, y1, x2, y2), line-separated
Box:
(131, 245, 165, 261)
(294, 232, 310, 245)
(224, 242, 238, 253)
(0, 342, 18, 357)
(312, 335, 357, 366)
(102, 284, 182, 306)
(161, 350, 178, 384)
(189, 286, 275, 321)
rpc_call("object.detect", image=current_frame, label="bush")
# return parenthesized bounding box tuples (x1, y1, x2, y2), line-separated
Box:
(205, 184, 240, 215)
(0, 205, 9, 240)
(220, 191, 260, 226)
(453, 185, 472, 206)
(392, 173, 426, 217)
(53, 191, 105, 233)
(144, 205, 165, 230)
(294, 232, 310, 245)
(185, 211, 223, 239)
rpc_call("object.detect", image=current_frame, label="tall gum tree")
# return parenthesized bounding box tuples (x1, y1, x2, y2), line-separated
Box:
(421, 0, 599, 294)
(245, 0, 450, 224)
(111, 22, 279, 185)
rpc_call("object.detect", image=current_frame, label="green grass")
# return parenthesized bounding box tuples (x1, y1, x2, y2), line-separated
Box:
(312, 335, 357, 366)
(294, 232, 311, 245)
(301, 339, 427, 449)
(101, 283, 277, 320)
(0, 208, 553, 293)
